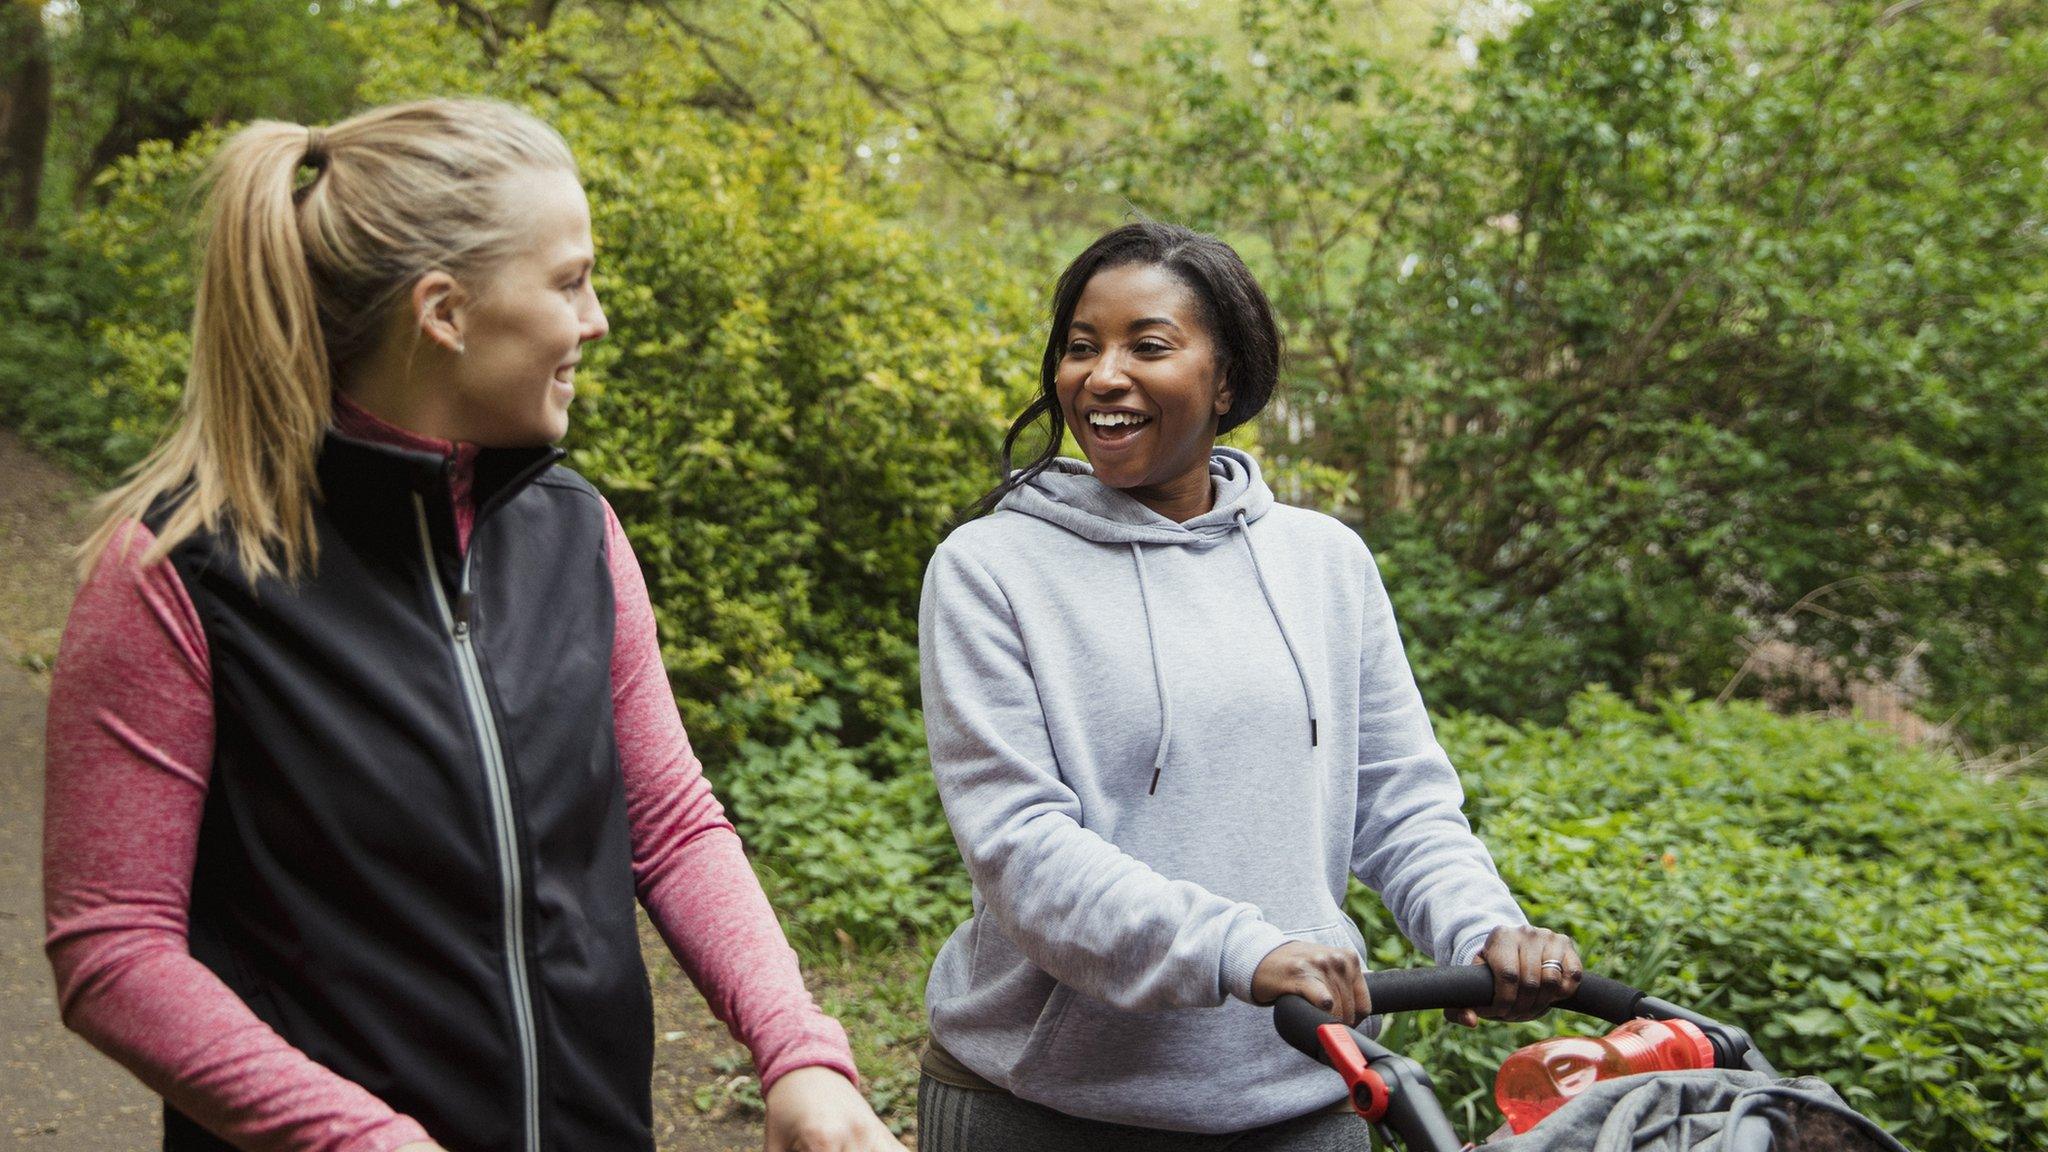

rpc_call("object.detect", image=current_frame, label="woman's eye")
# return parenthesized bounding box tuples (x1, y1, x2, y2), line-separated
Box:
(1136, 341, 1170, 355)
(1065, 341, 1095, 357)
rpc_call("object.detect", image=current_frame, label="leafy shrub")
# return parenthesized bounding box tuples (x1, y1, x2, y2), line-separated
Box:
(734, 690, 2046, 1146)
(714, 694, 967, 954)
(0, 164, 195, 482)
(1347, 689, 2048, 1148)
(1119, 0, 2048, 751)
(17, 12, 1038, 762)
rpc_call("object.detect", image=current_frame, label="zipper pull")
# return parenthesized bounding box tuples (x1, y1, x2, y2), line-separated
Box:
(453, 590, 474, 635)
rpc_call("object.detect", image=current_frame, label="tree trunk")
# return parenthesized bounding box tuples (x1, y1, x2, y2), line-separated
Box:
(72, 85, 202, 206)
(0, 2, 52, 233)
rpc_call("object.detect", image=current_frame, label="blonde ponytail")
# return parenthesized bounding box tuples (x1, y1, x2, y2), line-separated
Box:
(82, 99, 577, 586)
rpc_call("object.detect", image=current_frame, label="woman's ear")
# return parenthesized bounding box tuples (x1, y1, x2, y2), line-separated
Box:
(1212, 370, 1234, 418)
(412, 271, 467, 355)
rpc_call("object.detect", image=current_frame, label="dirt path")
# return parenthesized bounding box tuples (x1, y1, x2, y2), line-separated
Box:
(0, 431, 157, 1146)
(0, 429, 760, 1150)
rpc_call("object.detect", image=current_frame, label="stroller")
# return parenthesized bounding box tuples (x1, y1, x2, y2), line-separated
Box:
(1273, 966, 1910, 1152)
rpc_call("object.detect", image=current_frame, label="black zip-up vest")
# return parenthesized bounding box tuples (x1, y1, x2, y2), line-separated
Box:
(151, 432, 654, 1152)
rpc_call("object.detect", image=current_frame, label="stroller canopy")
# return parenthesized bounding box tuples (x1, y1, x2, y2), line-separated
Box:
(1486, 1070, 1909, 1152)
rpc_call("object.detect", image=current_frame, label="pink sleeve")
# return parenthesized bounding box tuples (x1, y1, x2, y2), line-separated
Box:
(43, 522, 432, 1152)
(603, 500, 859, 1092)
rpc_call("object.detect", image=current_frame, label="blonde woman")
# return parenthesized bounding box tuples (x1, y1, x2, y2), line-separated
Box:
(42, 100, 899, 1152)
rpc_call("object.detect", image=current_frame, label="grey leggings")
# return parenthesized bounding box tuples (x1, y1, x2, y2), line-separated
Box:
(916, 1074, 1373, 1152)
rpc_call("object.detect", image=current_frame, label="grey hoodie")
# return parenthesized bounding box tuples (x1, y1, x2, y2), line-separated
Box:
(917, 448, 1527, 1134)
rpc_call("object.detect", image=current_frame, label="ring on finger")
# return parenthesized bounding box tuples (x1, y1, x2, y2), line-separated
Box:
(1539, 960, 1565, 974)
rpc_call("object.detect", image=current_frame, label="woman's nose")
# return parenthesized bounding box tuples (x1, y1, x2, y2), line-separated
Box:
(581, 297, 610, 343)
(1086, 350, 1131, 392)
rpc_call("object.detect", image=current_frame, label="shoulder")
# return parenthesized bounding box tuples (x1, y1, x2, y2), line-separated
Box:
(532, 462, 605, 506)
(527, 463, 612, 543)
(1258, 502, 1373, 564)
(928, 509, 1062, 574)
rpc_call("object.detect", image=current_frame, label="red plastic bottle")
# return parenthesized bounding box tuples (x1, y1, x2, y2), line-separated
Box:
(1493, 1017, 1716, 1133)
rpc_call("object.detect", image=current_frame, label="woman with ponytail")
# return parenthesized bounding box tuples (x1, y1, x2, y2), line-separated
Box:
(44, 99, 899, 1152)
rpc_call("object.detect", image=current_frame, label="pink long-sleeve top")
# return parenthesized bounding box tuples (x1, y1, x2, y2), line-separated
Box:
(43, 396, 856, 1152)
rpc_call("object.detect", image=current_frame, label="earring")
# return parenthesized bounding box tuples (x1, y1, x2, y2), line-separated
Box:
(454, 341, 466, 355)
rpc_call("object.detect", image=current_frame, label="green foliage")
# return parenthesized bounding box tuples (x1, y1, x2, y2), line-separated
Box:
(41, 0, 360, 207)
(716, 694, 968, 954)
(1113, 0, 2048, 750)
(726, 689, 2048, 1146)
(17, 7, 1038, 759)
(6, 7, 2044, 1141)
(0, 131, 210, 477)
(1345, 690, 2048, 1147)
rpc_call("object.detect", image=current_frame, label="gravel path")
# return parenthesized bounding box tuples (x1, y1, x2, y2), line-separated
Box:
(0, 429, 759, 1150)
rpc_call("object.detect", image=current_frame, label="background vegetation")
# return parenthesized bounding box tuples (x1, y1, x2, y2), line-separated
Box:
(3, 0, 2043, 1144)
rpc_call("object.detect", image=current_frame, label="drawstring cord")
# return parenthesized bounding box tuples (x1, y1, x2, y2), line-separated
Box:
(1236, 511, 1320, 750)
(1130, 542, 1174, 795)
(1129, 513, 1320, 797)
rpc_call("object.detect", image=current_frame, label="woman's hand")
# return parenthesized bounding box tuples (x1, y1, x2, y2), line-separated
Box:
(1447, 924, 1582, 1026)
(1250, 940, 1372, 1023)
(762, 1065, 904, 1152)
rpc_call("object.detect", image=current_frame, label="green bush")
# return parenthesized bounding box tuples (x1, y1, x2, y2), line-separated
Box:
(1116, 0, 2048, 751)
(1347, 690, 2048, 1148)
(733, 689, 2046, 1146)
(15, 11, 1038, 763)
(714, 693, 968, 955)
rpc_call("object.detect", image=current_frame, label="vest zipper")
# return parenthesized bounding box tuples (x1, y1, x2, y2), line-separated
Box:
(413, 495, 541, 1152)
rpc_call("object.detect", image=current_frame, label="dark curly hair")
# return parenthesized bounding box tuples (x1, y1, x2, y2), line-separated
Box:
(972, 221, 1282, 517)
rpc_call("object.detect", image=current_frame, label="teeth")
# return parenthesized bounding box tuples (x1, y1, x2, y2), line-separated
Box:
(1088, 412, 1149, 428)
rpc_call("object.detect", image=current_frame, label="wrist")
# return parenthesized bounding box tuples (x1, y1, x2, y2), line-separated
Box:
(763, 1057, 861, 1098)
(1220, 917, 1291, 1003)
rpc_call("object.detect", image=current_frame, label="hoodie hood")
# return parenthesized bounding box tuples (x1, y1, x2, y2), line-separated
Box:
(995, 445, 1313, 795)
(995, 446, 1274, 546)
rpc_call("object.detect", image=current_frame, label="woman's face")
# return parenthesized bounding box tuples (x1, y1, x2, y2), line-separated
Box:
(1055, 263, 1232, 499)
(442, 168, 609, 447)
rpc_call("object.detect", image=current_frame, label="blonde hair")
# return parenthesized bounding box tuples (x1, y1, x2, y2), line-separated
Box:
(82, 98, 578, 586)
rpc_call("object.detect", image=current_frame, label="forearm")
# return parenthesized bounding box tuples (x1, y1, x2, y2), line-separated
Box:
(605, 502, 855, 1090)
(945, 801, 1289, 1008)
(636, 829, 856, 1088)
(49, 935, 430, 1152)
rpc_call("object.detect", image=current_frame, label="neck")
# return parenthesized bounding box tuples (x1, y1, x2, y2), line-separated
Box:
(1127, 454, 1216, 523)
(340, 345, 462, 444)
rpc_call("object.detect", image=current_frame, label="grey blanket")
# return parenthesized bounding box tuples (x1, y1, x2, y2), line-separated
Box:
(1485, 1070, 1910, 1152)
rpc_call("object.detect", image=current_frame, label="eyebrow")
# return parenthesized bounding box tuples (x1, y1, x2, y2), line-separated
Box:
(1067, 317, 1184, 334)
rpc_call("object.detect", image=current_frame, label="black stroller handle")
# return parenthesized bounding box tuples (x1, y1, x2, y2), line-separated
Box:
(1273, 967, 1649, 1069)
(1350, 964, 1647, 1023)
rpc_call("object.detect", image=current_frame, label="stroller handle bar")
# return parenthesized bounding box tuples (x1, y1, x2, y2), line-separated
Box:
(1344, 964, 1645, 1023)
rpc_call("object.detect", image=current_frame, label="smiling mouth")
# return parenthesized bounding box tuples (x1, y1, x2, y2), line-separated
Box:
(553, 364, 577, 385)
(1086, 411, 1151, 443)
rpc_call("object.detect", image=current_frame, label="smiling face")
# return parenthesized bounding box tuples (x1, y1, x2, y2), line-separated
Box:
(1055, 263, 1233, 519)
(439, 167, 608, 446)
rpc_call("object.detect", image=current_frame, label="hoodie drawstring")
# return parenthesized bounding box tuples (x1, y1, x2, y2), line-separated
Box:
(1236, 510, 1320, 751)
(1129, 543, 1174, 796)
(1128, 514, 1320, 797)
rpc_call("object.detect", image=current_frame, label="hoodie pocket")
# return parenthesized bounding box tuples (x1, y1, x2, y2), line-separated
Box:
(1006, 918, 1370, 1126)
